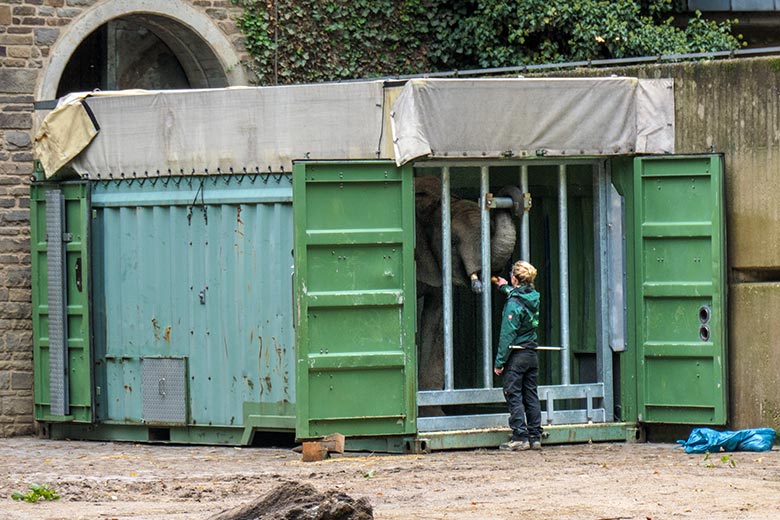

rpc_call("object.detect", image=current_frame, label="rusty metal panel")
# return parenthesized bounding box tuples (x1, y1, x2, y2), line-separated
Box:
(91, 175, 294, 428)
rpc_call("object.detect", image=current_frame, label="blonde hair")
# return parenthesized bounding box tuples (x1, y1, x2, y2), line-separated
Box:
(511, 260, 537, 285)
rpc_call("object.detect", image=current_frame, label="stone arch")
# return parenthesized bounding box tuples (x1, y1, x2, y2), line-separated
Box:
(37, 0, 248, 100)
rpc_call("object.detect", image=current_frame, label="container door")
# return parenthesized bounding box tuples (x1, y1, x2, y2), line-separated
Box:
(293, 161, 416, 439)
(30, 182, 94, 422)
(634, 155, 727, 424)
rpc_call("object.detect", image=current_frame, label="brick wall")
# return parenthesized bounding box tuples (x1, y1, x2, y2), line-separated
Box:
(0, 0, 249, 437)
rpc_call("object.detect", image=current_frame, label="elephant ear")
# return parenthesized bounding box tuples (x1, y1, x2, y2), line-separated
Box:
(414, 176, 442, 216)
(497, 185, 525, 218)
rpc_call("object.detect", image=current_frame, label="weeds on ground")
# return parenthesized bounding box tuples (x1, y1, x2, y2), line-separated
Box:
(704, 452, 736, 468)
(11, 483, 60, 502)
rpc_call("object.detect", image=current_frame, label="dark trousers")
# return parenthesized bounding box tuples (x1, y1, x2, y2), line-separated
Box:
(502, 349, 543, 441)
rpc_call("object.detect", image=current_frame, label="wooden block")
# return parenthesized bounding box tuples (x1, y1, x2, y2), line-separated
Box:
(322, 433, 345, 454)
(301, 441, 329, 462)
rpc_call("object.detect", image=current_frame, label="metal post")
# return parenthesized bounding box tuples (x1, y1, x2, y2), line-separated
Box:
(441, 167, 455, 391)
(480, 166, 493, 388)
(520, 164, 530, 262)
(558, 164, 571, 386)
(594, 161, 614, 420)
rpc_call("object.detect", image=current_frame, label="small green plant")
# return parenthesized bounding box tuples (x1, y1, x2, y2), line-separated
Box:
(703, 452, 736, 468)
(11, 484, 60, 503)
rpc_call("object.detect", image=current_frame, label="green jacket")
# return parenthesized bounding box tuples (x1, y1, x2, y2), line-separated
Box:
(494, 284, 540, 369)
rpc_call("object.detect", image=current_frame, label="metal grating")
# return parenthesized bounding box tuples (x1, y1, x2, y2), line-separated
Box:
(46, 190, 69, 416)
(142, 358, 187, 424)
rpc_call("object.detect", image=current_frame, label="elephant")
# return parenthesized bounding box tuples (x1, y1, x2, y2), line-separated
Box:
(414, 175, 524, 401)
(414, 175, 522, 294)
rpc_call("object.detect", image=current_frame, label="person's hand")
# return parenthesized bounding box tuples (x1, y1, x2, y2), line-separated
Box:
(494, 367, 504, 376)
(494, 276, 508, 287)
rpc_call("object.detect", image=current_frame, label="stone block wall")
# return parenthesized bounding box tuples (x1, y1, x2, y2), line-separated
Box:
(0, 0, 249, 436)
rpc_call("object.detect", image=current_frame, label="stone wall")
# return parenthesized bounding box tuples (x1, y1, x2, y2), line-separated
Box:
(0, 0, 250, 436)
(560, 57, 780, 430)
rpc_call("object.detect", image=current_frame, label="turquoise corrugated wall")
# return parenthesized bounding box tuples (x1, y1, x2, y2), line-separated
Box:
(90, 176, 294, 427)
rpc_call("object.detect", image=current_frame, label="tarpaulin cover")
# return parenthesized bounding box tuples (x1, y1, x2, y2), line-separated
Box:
(66, 82, 388, 178)
(390, 77, 674, 165)
(34, 99, 99, 177)
(677, 427, 776, 454)
(37, 77, 675, 178)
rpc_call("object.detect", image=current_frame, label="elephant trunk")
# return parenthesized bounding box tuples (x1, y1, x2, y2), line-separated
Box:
(491, 211, 517, 271)
(490, 184, 524, 271)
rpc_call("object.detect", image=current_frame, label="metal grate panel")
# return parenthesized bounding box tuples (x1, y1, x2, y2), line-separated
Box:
(46, 190, 69, 416)
(142, 358, 187, 424)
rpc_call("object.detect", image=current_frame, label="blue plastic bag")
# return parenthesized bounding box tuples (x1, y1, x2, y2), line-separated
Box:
(677, 427, 776, 454)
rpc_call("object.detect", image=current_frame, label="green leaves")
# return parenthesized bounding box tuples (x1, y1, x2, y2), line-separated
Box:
(231, 0, 743, 84)
(11, 483, 60, 503)
(703, 452, 737, 468)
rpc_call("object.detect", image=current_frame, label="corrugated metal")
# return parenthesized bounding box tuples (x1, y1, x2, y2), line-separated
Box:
(91, 176, 294, 428)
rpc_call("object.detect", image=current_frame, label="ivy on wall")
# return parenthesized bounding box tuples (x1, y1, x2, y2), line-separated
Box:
(232, 0, 742, 84)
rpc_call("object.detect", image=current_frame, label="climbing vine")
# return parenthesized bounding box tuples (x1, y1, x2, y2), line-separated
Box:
(232, 0, 743, 84)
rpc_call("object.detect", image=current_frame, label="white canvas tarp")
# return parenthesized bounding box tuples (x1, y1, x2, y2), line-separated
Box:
(37, 77, 674, 179)
(65, 82, 388, 178)
(390, 77, 674, 165)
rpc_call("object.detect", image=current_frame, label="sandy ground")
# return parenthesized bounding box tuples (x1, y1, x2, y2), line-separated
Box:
(1, 436, 779, 520)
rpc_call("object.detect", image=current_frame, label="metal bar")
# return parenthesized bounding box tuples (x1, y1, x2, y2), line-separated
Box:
(586, 387, 594, 422)
(418, 409, 607, 432)
(385, 46, 780, 82)
(480, 166, 492, 388)
(558, 165, 571, 385)
(420, 158, 600, 168)
(520, 165, 530, 261)
(441, 167, 455, 391)
(607, 168, 628, 354)
(46, 190, 69, 417)
(417, 382, 605, 406)
(485, 196, 515, 209)
(595, 162, 616, 421)
(545, 391, 555, 424)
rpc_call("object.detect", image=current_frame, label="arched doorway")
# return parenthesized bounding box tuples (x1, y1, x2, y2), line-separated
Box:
(38, 0, 247, 100)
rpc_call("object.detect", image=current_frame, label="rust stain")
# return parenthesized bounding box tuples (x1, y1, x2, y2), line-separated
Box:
(265, 375, 272, 393)
(246, 378, 254, 390)
(163, 326, 171, 343)
(273, 337, 282, 366)
(236, 206, 244, 237)
(151, 318, 161, 341)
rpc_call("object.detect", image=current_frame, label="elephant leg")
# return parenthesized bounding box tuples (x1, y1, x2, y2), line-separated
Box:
(418, 290, 446, 417)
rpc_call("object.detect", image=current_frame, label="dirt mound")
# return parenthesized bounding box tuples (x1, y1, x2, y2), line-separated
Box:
(208, 481, 373, 520)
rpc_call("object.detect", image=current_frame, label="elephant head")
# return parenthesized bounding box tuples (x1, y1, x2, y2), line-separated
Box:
(414, 175, 522, 293)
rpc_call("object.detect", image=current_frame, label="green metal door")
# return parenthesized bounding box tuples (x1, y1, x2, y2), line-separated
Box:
(293, 161, 416, 439)
(634, 155, 727, 424)
(30, 182, 94, 422)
